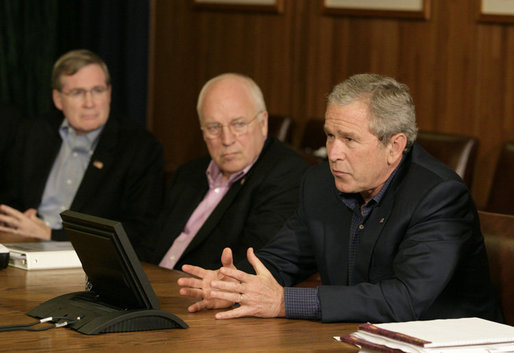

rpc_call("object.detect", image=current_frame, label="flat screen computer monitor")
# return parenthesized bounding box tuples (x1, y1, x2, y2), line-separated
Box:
(28, 210, 187, 334)
(62, 210, 158, 309)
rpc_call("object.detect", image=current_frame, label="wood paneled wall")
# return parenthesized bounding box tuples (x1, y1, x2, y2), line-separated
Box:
(148, 0, 514, 207)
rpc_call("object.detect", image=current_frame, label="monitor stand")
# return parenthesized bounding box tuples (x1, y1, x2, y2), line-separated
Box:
(27, 291, 188, 334)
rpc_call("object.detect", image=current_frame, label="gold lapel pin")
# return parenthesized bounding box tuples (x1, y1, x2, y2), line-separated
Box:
(379, 218, 385, 223)
(93, 160, 104, 170)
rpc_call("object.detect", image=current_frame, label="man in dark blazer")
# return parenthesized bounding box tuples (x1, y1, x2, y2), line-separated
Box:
(139, 73, 308, 270)
(177, 73, 502, 323)
(0, 49, 164, 244)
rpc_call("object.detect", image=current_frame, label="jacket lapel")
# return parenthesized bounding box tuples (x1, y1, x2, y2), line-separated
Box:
(319, 182, 353, 285)
(70, 116, 118, 211)
(182, 175, 246, 255)
(353, 154, 409, 283)
(354, 195, 394, 283)
(180, 138, 274, 258)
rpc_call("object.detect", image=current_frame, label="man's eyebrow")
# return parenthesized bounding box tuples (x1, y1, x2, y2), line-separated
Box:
(324, 126, 357, 139)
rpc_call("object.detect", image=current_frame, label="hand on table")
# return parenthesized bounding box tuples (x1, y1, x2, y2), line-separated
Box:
(178, 247, 239, 312)
(210, 247, 285, 319)
(178, 246, 285, 319)
(0, 204, 51, 240)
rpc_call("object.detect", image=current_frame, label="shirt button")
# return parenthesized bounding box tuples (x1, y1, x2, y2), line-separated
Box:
(66, 179, 72, 185)
(214, 188, 220, 193)
(73, 152, 78, 157)
(359, 224, 364, 230)
(169, 256, 176, 260)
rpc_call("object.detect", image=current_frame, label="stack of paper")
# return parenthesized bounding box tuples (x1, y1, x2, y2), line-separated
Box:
(336, 317, 514, 353)
(5, 241, 82, 270)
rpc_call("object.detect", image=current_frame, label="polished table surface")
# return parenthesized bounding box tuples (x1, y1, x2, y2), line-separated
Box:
(0, 262, 359, 352)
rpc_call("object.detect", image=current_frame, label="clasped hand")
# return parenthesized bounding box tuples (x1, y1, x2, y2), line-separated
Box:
(0, 204, 51, 240)
(177, 247, 286, 319)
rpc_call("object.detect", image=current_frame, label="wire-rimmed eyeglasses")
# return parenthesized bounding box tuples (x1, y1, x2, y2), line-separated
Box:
(60, 86, 109, 100)
(201, 112, 262, 139)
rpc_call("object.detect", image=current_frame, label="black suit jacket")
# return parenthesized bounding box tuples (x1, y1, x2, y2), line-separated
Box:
(0, 102, 22, 194)
(253, 142, 502, 323)
(141, 137, 309, 269)
(2, 110, 165, 243)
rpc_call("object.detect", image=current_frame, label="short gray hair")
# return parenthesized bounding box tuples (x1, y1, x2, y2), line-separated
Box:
(196, 73, 267, 121)
(327, 73, 418, 152)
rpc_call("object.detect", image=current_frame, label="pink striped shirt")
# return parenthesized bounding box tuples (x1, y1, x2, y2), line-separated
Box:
(159, 159, 255, 269)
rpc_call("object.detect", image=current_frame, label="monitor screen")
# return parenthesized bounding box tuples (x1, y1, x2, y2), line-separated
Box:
(60, 210, 159, 310)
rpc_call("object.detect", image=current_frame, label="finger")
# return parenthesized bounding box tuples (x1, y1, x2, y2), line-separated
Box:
(187, 300, 208, 313)
(246, 247, 270, 276)
(210, 280, 241, 293)
(24, 208, 38, 217)
(179, 287, 205, 299)
(221, 247, 234, 268)
(215, 306, 249, 320)
(0, 204, 23, 218)
(218, 266, 253, 283)
(177, 276, 203, 289)
(0, 225, 17, 233)
(181, 264, 208, 279)
(0, 215, 17, 229)
(210, 289, 241, 304)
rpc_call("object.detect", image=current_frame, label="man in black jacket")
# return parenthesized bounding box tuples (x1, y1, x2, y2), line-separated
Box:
(139, 73, 308, 270)
(0, 49, 164, 244)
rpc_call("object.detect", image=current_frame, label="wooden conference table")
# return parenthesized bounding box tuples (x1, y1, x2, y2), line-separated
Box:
(0, 262, 359, 352)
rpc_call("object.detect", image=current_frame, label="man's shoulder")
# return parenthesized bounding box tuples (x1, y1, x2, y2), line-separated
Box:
(404, 142, 464, 186)
(102, 114, 162, 149)
(174, 155, 211, 175)
(391, 142, 470, 205)
(257, 137, 309, 170)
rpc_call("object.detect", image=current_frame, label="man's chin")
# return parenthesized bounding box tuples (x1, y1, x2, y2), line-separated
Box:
(333, 180, 355, 194)
(219, 162, 245, 176)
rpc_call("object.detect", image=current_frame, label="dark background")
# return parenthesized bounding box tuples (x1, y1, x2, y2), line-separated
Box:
(0, 0, 149, 124)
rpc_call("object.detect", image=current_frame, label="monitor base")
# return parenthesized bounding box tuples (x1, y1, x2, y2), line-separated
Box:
(27, 291, 188, 334)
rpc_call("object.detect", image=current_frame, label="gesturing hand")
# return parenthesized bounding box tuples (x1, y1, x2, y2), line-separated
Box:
(177, 247, 238, 312)
(209, 247, 286, 319)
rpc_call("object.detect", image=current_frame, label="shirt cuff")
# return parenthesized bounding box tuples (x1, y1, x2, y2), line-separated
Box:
(284, 287, 321, 320)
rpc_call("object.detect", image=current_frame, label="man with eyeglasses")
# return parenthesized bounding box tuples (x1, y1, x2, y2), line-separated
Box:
(138, 73, 309, 270)
(0, 49, 164, 244)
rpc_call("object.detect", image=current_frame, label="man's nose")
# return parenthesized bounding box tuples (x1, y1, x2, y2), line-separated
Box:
(220, 125, 235, 145)
(328, 140, 345, 161)
(82, 90, 95, 107)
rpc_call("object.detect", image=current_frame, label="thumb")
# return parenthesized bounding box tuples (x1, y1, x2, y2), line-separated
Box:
(247, 248, 269, 276)
(221, 247, 235, 269)
(24, 208, 38, 217)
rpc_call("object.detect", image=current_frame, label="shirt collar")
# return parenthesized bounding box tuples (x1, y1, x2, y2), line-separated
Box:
(206, 156, 258, 189)
(59, 118, 104, 150)
(340, 156, 404, 210)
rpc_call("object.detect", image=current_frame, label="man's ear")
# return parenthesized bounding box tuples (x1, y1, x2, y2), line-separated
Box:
(388, 133, 407, 165)
(260, 111, 268, 136)
(52, 89, 63, 111)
